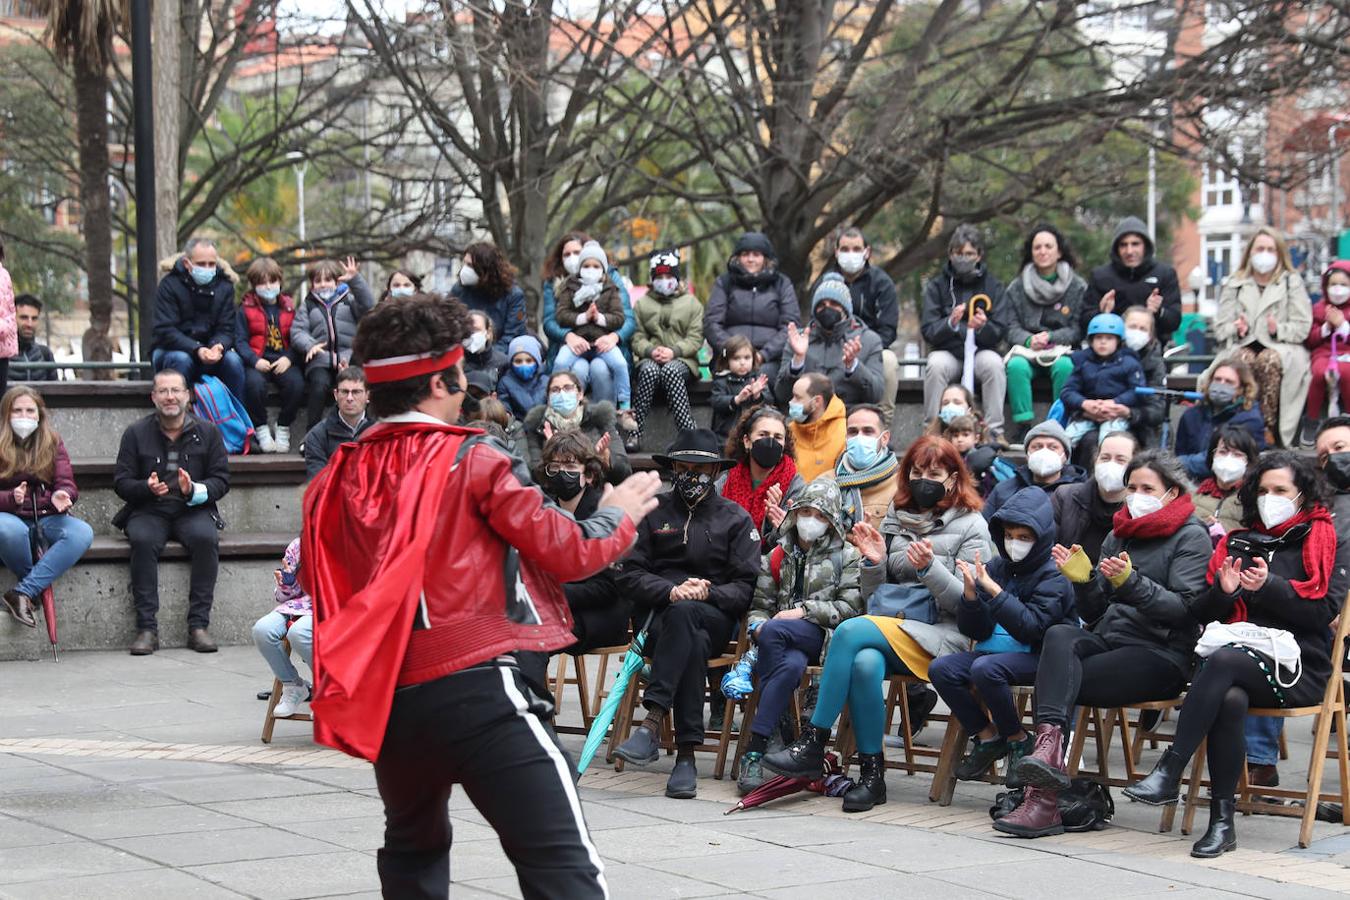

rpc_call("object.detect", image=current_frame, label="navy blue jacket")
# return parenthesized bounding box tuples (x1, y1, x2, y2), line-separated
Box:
(983, 462, 1087, 522)
(497, 368, 548, 420)
(153, 259, 237, 356)
(451, 283, 528, 355)
(1174, 399, 1267, 479)
(958, 487, 1076, 650)
(1060, 345, 1145, 414)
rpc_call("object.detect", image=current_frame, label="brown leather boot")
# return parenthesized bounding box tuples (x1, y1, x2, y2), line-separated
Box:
(1011, 722, 1070, 793)
(2, 590, 36, 628)
(993, 784, 1065, 838)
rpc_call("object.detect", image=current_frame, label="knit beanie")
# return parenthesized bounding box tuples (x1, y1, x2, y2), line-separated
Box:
(1024, 419, 1071, 457)
(578, 240, 609, 272)
(507, 334, 543, 366)
(733, 232, 776, 259)
(650, 248, 681, 281)
(811, 273, 854, 318)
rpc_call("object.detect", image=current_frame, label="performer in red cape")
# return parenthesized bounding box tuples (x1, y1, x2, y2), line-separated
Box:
(301, 293, 660, 900)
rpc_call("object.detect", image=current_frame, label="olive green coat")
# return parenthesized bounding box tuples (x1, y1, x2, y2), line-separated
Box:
(632, 289, 704, 376)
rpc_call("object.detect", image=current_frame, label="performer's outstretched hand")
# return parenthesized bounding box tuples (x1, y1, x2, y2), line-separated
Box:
(601, 471, 662, 524)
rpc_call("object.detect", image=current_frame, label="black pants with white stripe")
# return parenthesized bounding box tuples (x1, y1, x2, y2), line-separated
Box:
(373, 663, 608, 899)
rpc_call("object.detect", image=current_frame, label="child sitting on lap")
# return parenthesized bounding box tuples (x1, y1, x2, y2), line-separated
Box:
(251, 537, 312, 717)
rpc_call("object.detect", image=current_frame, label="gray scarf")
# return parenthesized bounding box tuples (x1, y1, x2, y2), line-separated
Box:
(1021, 262, 1074, 306)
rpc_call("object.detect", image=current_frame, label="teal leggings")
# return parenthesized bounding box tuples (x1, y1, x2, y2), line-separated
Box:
(809, 617, 909, 754)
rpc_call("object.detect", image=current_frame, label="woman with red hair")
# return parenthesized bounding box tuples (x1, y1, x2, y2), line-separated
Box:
(764, 435, 992, 812)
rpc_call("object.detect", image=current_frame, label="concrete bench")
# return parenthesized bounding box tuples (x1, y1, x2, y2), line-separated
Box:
(0, 532, 294, 661)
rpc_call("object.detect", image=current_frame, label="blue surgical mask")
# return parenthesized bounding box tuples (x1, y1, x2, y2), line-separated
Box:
(550, 391, 580, 415)
(390, 286, 415, 299)
(316, 287, 336, 302)
(513, 362, 538, 381)
(788, 401, 807, 423)
(256, 285, 280, 302)
(846, 434, 880, 469)
(190, 265, 216, 286)
(939, 403, 967, 425)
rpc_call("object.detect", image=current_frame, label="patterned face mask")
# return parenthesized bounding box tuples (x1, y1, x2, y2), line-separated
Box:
(674, 470, 714, 507)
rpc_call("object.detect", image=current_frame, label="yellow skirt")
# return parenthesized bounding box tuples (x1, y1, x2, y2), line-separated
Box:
(861, 615, 934, 681)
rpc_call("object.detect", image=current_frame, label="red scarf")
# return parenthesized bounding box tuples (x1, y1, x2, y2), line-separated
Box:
(1196, 477, 1230, 500)
(721, 457, 798, 529)
(1111, 492, 1196, 540)
(1205, 504, 1338, 621)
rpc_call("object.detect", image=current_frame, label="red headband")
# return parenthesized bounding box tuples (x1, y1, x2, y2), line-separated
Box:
(363, 345, 464, 384)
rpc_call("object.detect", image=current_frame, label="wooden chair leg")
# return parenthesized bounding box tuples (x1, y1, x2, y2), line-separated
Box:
(714, 690, 740, 780)
(551, 654, 570, 725)
(609, 676, 641, 771)
(929, 718, 967, 806)
(260, 676, 283, 744)
(575, 654, 593, 729)
(1066, 707, 1090, 776)
(730, 687, 761, 782)
(1302, 707, 1337, 848)
(1181, 739, 1206, 835)
(1279, 726, 1289, 761)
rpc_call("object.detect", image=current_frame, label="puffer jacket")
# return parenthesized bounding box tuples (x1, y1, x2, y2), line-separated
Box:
(553, 276, 627, 344)
(815, 263, 899, 346)
(0, 435, 78, 518)
(1083, 217, 1182, 343)
(959, 487, 1077, 650)
(861, 501, 993, 658)
(984, 463, 1088, 522)
(788, 395, 847, 484)
(1050, 478, 1122, 563)
(153, 258, 238, 356)
(541, 269, 635, 367)
(919, 260, 1008, 356)
(704, 234, 800, 360)
(1004, 264, 1088, 349)
(632, 288, 703, 376)
(1060, 345, 1145, 414)
(522, 401, 631, 482)
(290, 277, 375, 373)
(750, 480, 864, 656)
(619, 488, 761, 619)
(773, 316, 885, 407)
(1077, 508, 1213, 674)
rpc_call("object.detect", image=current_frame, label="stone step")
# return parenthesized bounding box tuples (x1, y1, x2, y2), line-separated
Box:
(0, 532, 293, 661)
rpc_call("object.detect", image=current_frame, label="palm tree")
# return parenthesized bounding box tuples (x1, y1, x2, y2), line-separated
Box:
(41, 0, 127, 364)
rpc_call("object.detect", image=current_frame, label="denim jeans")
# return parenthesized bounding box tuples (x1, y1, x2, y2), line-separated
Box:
(252, 610, 313, 685)
(152, 347, 248, 402)
(1244, 714, 1284, 767)
(553, 345, 630, 406)
(0, 512, 94, 597)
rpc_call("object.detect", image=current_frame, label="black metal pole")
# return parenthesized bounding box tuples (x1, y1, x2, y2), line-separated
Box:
(131, 0, 156, 376)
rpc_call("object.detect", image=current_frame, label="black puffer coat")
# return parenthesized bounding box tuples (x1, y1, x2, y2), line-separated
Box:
(703, 233, 800, 361)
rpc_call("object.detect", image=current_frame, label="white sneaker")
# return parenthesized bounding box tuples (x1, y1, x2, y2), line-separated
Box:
(273, 425, 291, 454)
(256, 425, 276, 453)
(274, 682, 308, 717)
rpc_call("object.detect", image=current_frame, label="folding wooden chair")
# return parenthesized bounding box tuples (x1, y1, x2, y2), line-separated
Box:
(260, 638, 312, 743)
(727, 664, 823, 779)
(551, 641, 631, 737)
(833, 675, 952, 777)
(928, 685, 1035, 806)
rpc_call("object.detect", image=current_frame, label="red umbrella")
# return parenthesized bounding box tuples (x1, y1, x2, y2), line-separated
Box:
(724, 752, 851, 814)
(28, 488, 57, 661)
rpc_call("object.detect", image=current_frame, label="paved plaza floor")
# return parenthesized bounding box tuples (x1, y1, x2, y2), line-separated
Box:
(3, 647, 1350, 898)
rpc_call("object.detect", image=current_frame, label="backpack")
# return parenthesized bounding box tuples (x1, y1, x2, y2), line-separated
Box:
(989, 777, 1115, 832)
(192, 374, 254, 454)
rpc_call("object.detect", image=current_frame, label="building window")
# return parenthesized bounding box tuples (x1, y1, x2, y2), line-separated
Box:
(1203, 164, 1238, 209)
(1202, 233, 1242, 301)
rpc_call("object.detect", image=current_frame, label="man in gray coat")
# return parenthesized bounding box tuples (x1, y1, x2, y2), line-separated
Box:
(774, 274, 884, 408)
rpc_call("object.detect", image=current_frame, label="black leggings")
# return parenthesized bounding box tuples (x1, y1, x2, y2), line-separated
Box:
(1171, 647, 1281, 798)
(1034, 624, 1188, 729)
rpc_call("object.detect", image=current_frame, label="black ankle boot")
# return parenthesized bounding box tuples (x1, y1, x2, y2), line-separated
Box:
(1123, 748, 1186, 806)
(1191, 797, 1237, 858)
(842, 752, 887, 812)
(762, 726, 828, 779)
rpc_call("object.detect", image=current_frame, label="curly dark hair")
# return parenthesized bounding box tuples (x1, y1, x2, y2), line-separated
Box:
(725, 405, 796, 466)
(351, 293, 471, 418)
(1019, 223, 1078, 271)
(463, 242, 516, 299)
(542, 230, 593, 280)
(1206, 424, 1260, 473)
(541, 429, 606, 487)
(1238, 450, 1330, 528)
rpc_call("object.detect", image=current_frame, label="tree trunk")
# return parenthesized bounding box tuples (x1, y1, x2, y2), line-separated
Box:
(73, 53, 116, 369)
(152, 0, 181, 263)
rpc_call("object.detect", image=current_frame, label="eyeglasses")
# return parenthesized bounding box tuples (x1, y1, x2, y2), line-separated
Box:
(548, 384, 579, 395)
(153, 388, 187, 397)
(544, 463, 585, 476)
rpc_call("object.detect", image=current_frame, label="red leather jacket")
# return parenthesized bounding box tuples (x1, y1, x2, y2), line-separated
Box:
(302, 417, 635, 760)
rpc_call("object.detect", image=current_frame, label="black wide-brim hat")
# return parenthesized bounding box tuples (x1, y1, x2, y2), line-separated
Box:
(653, 427, 736, 470)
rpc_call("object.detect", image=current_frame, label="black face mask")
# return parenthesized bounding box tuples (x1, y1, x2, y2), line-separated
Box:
(1325, 453, 1350, 492)
(546, 469, 585, 501)
(814, 306, 844, 330)
(909, 478, 947, 510)
(674, 470, 714, 507)
(750, 436, 784, 469)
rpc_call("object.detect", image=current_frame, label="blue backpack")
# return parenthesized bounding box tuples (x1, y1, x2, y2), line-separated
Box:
(192, 375, 254, 454)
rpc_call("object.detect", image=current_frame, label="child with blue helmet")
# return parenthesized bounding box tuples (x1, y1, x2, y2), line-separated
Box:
(1059, 313, 1145, 450)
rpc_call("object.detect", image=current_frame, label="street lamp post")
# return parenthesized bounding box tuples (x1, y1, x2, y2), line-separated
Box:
(131, 0, 156, 372)
(287, 152, 307, 270)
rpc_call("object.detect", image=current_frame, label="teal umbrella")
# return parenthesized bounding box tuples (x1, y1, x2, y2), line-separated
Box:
(576, 612, 653, 775)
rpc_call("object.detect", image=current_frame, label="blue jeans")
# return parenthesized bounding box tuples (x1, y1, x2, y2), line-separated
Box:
(751, 617, 825, 737)
(929, 649, 1039, 738)
(553, 345, 630, 406)
(1245, 714, 1284, 766)
(252, 610, 313, 685)
(153, 347, 247, 402)
(0, 512, 94, 597)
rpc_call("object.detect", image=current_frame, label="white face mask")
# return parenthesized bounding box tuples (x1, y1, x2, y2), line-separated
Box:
(1126, 492, 1164, 519)
(1258, 493, 1300, 529)
(9, 416, 37, 440)
(459, 265, 479, 287)
(1329, 284, 1350, 306)
(1004, 538, 1034, 562)
(562, 253, 581, 276)
(652, 276, 679, 296)
(1251, 250, 1278, 275)
(1124, 328, 1151, 352)
(1211, 453, 1248, 485)
(1094, 460, 1126, 493)
(1027, 447, 1064, 477)
(796, 515, 829, 543)
(579, 266, 604, 286)
(837, 250, 866, 275)
(464, 331, 488, 354)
